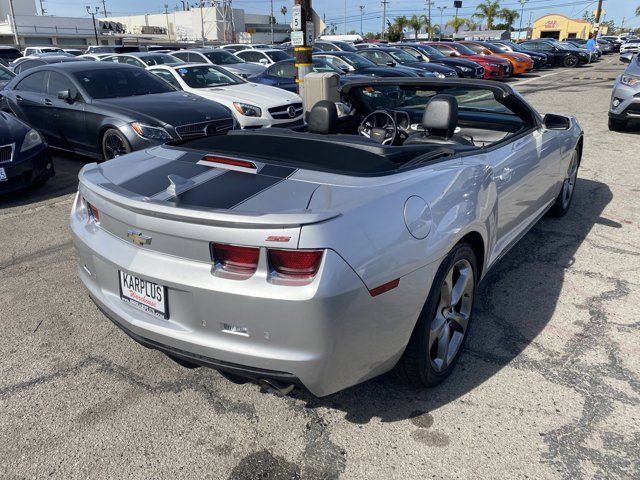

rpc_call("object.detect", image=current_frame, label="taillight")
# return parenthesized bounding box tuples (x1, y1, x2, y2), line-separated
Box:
(268, 249, 323, 279)
(211, 243, 259, 275)
(86, 201, 100, 224)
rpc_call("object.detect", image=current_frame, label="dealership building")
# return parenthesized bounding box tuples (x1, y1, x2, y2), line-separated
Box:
(531, 14, 608, 40)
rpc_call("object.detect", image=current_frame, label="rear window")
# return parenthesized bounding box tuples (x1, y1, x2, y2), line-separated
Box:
(73, 68, 174, 98)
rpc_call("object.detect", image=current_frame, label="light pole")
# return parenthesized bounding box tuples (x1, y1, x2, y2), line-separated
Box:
(381, 0, 389, 40)
(359, 5, 364, 36)
(425, 0, 433, 40)
(518, 0, 528, 40)
(86, 5, 99, 45)
(344, 0, 347, 34)
(269, 0, 274, 44)
(437, 6, 446, 40)
(198, 1, 205, 46)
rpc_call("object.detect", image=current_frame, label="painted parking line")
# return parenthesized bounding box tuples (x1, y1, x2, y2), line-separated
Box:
(571, 77, 618, 81)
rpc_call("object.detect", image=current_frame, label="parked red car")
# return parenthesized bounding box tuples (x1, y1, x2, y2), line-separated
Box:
(426, 42, 512, 79)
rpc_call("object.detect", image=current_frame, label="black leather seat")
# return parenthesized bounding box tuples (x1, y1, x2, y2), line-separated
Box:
(404, 95, 474, 146)
(308, 100, 339, 134)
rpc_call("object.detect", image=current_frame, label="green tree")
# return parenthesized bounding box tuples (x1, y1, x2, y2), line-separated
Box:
(498, 8, 519, 32)
(464, 19, 480, 31)
(473, 0, 501, 30)
(446, 16, 467, 34)
(408, 14, 423, 39)
(636, 6, 640, 16)
(387, 16, 409, 41)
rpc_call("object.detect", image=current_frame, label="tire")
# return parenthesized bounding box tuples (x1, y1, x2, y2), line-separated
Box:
(547, 149, 579, 218)
(563, 55, 579, 68)
(608, 117, 628, 132)
(396, 242, 477, 388)
(101, 128, 132, 161)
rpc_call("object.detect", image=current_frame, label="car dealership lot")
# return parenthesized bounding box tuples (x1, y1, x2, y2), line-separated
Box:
(1, 57, 639, 479)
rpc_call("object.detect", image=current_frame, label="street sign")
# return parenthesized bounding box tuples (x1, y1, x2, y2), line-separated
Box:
(306, 22, 314, 45)
(291, 30, 304, 46)
(291, 5, 302, 31)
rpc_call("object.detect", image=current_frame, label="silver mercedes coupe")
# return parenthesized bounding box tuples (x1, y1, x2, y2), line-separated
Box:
(71, 79, 583, 397)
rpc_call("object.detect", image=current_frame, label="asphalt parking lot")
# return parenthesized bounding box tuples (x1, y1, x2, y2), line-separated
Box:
(1, 57, 639, 479)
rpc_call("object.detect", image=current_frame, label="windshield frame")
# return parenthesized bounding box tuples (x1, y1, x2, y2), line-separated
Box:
(73, 67, 176, 99)
(173, 64, 245, 88)
(203, 50, 246, 65)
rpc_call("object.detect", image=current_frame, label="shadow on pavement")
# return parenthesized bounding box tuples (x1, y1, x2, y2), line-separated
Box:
(291, 177, 613, 424)
(0, 151, 86, 209)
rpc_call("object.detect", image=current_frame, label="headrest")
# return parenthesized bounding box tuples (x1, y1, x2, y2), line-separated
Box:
(422, 94, 458, 138)
(308, 100, 338, 134)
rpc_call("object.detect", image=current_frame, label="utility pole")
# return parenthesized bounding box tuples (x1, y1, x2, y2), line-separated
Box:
(517, 0, 527, 40)
(359, 5, 364, 36)
(101, 0, 107, 17)
(7, 0, 19, 48)
(527, 12, 532, 39)
(593, 0, 603, 37)
(343, 0, 347, 34)
(269, 0, 274, 44)
(86, 5, 99, 45)
(437, 6, 446, 40)
(294, 0, 312, 99)
(164, 3, 171, 41)
(39, 0, 46, 16)
(425, 0, 433, 41)
(620, 17, 625, 32)
(381, 0, 389, 40)
(199, 0, 205, 46)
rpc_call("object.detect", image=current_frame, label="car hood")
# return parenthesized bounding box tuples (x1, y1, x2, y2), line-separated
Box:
(192, 82, 300, 108)
(0, 111, 28, 145)
(92, 91, 232, 127)
(432, 57, 482, 69)
(222, 62, 267, 75)
(465, 54, 510, 65)
(403, 61, 455, 73)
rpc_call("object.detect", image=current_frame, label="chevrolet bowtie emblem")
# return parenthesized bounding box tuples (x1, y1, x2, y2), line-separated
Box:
(127, 230, 152, 246)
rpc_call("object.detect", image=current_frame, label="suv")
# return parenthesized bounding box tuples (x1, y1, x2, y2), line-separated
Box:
(0, 46, 22, 63)
(609, 53, 640, 131)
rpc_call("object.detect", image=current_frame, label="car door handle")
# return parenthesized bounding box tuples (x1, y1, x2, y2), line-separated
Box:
(15, 95, 23, 102)
(43, 98, 53, 106)
(496, 167, 514, 183)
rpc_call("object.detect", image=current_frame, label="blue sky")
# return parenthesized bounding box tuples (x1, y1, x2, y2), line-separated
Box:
(46, 0, 638, 32)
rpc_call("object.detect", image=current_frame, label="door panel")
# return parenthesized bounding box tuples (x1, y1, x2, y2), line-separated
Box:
(46, 72, 86, 150)
(11, 71, 49, 135)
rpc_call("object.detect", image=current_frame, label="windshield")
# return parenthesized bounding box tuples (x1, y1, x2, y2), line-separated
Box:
(417, 45, 445, 58)
(340, 52, 376, 68)
(559, 42, 581, 50)
(462, 43, 490, 54)
(74, 68, 175, 99)
(174, 65, 244, 88)
(203, 50, 245, 65)
(141, 54, 183, 66)
(332, 41, 357, 52)
(451, 43, 477, 55)
(354, 85, 517, 116)
(265, 50, 291, 62)
(311, 59, 343, 73)
(39, 48, 63, 53)
(483, 43, 507, 53)
(388, 49, 418, 62)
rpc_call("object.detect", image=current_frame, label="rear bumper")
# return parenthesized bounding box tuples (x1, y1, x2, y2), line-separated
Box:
(71, 202, 436, 396)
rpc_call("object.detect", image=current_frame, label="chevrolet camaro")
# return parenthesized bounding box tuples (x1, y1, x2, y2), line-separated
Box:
(71, 78, 583, 397)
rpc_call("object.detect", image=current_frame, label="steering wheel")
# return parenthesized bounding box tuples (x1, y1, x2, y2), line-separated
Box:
(358, 110, 398, 145)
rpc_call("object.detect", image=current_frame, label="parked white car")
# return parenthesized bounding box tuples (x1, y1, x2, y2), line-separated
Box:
(78, 53, 112, 61)
(221, 43, 270, 53)
(148, 63, 303, 128)
(101, 52, 184, 69)
(23, 46, 64, 56)
(620, 39, 640, 55)
(235, 48, 292, 66)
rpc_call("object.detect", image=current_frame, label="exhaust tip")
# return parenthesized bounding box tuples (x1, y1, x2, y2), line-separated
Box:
(258, 378, 295, 397)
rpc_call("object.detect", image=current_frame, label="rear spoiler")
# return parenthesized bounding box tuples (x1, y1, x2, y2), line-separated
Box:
(78, 164, 341, 229)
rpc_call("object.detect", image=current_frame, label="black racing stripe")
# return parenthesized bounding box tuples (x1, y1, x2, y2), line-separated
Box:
(259, 164, 296, 179)
(119, 160, 210, 197)
(168, 170, 288, 210)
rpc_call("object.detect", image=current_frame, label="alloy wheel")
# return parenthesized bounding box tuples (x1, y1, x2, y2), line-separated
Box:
(429, 258, 474, 372)
(104, 133, 128, 160)
(565, 56, 578, 67)
(561, 151, 578, 209)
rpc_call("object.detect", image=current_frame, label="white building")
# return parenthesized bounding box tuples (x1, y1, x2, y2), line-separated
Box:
(106, 7, 290, 45)
(0, 0, 289, 50)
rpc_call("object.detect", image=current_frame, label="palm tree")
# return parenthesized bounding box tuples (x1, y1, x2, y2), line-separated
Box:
(408, 14, 422, 39)
(280, 5, 287, 25)
(446, 16, 467, 34)
(636, 6, 640, 16)
(498, 8, 519, 32)
(419, 14, 438, 39)
(473, 0, 501, 30)
(464, 18, 480, 31)
(393, 15, 409, 39)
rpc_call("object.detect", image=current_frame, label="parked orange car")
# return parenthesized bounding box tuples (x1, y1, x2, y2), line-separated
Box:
(459, 41, 534, 75)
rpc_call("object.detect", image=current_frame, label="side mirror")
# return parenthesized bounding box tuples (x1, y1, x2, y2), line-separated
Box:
(543, 113, 571, 130)
(57, 89, 75, 103)
(620, 54, 632, 64)
(386, 60, 396, 67)
(258, 58, 269, 65)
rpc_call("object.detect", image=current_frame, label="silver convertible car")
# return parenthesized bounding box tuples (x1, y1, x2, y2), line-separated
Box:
(71, 79, 583, 397)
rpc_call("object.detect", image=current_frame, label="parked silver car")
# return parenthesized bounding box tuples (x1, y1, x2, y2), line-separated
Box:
(609, 53, 640, 131)
(170, 48, 266, 78)
(71, 78, 583, 397)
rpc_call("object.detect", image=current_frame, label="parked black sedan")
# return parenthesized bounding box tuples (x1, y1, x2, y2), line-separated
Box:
(394, 43, 485, 78)
(1, 63, 234, 161)
(0, 112, 52, 194)
(357, 47, 458, 77)
(519, 40, 590, 67)
(313, 51, 419, 77)
(491, 40, 553, 68)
